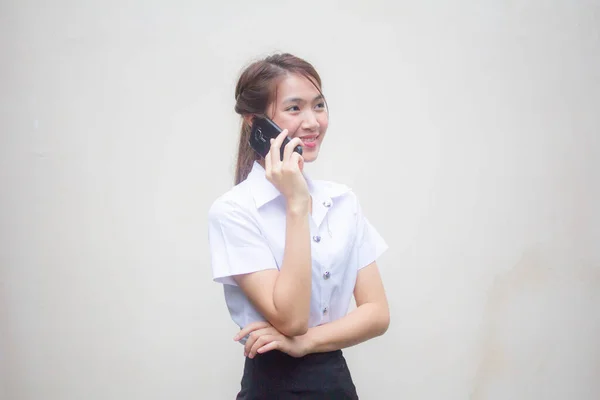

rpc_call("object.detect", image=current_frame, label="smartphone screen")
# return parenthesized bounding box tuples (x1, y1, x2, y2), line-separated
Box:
(249, 116, 303, 161)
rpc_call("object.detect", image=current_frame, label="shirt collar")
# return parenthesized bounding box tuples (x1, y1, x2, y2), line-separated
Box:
(246, 161, 350, 209)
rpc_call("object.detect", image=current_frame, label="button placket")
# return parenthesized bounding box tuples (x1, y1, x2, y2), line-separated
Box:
(312, 201, 332, 323)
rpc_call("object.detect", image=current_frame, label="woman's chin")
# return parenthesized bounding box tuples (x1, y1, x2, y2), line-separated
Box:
(301, 147, 320, 163)
(302, 154, 318, 163)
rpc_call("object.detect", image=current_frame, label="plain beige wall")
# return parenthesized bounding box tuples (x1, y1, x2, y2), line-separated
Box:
(1, 1, 599, 399)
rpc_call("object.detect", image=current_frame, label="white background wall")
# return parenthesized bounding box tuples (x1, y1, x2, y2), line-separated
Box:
(1, 1, 599, 399)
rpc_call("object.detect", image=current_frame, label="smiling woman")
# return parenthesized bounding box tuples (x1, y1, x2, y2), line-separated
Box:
(233, 54, 329, 184)
(207, 53, 390, 399)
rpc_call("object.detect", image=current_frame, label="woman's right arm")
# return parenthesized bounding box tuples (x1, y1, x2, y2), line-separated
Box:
(233, 204, 311, 336)
(234, 131, 313, 337)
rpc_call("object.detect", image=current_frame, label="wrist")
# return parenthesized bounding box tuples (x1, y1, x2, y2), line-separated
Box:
(286, 197, 310, 216)
(299, 329, 315, 356)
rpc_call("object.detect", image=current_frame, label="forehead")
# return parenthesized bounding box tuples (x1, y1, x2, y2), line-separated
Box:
(275, 73, 321, 101)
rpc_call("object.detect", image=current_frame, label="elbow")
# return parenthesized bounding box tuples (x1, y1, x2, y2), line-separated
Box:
(376, 308, 390, 337)
(269, 299, 310, 336)
(279, 319, 309, 337)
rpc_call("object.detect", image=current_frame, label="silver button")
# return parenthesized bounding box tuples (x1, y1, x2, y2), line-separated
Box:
(312, 235, 321, 243)
(322, 307, 328, 315)
(323, 271, 331, 279)
(323, 200, 332, 208)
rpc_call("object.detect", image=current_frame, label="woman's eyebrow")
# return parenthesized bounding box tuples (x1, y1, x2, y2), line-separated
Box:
(282, 97, 304, 104)
(283, 94, 324, 104)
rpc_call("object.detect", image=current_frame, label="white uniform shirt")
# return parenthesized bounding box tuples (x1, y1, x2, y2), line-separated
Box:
(207, 161, 388, 335)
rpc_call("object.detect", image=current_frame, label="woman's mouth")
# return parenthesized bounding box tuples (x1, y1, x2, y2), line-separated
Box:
(300, 135, 318, 148)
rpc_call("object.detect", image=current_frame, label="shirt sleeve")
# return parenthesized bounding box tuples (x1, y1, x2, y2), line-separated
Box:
(355, 196, 389, 270)
(207, 199, 278, 286)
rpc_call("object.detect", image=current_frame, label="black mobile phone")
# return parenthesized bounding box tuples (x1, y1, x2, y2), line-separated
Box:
(249, 116, 303, 161)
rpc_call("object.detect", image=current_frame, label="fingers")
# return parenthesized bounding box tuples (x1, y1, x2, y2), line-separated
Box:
(270, 129, 289, 166)
(282, 137, 303, 165)
(247, 334, 277, 358)
(244, 332, 258, 357)
(257, 341, 280, 355)
(244, 327, 277, 357)
(290, 151, 304, 171)
(234, 321, 270, 342)
(266, 129, 303, 170)
(243, 329, 258, 355)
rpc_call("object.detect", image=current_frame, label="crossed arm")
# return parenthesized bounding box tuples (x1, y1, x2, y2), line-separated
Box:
(234, 260, 390, 357)
(302, 261, 389, 353)
(232, 208, 313, 337)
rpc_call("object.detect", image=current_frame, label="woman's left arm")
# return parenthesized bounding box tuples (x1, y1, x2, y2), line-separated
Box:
(301, 261, 389, 353)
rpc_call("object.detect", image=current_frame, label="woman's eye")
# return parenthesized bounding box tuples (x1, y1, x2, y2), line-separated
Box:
(286, 105, 300, 112)
(315, 102, 325, 109)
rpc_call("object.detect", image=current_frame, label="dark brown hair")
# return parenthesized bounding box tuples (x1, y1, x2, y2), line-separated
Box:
(233, 53, 324, 185)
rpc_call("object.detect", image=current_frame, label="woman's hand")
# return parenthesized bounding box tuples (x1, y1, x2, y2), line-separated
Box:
(234, 321, 310, 359)
(265, 129, 309, 212)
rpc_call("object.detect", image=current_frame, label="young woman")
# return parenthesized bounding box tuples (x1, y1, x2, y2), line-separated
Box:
(207, 53, 390, 399)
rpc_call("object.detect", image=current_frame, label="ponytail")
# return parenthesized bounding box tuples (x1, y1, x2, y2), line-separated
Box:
(234, 121, 259, 185)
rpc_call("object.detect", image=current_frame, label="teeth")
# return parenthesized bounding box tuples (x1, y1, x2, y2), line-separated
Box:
(302, 137, 316, 142)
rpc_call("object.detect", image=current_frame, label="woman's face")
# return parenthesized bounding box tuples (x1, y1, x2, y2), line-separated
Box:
(268, 73, 328, 163)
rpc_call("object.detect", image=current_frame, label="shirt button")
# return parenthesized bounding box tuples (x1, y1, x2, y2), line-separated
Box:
(323, 200, 332, 208)
(312, 235, 321, 243)
(323, 271, 331, 279)
(322, 307, 328, 315)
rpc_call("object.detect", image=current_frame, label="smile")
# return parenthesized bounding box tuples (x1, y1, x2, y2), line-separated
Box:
(298, 135, 319, 148)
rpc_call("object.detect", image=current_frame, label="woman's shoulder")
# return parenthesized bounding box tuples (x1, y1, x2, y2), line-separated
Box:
(207, 181, 255, 222)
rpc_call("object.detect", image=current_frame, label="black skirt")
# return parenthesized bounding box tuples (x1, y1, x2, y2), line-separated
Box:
(236, 349, 359, 399)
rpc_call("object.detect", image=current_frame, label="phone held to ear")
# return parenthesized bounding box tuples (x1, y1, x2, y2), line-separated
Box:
(249, 116, 303, 161)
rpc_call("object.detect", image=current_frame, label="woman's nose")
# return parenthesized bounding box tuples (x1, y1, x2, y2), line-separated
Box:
(302, 111, 319, 130)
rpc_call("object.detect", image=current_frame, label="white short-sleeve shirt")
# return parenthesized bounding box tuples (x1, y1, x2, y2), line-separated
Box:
(207, 161, 388, 334)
